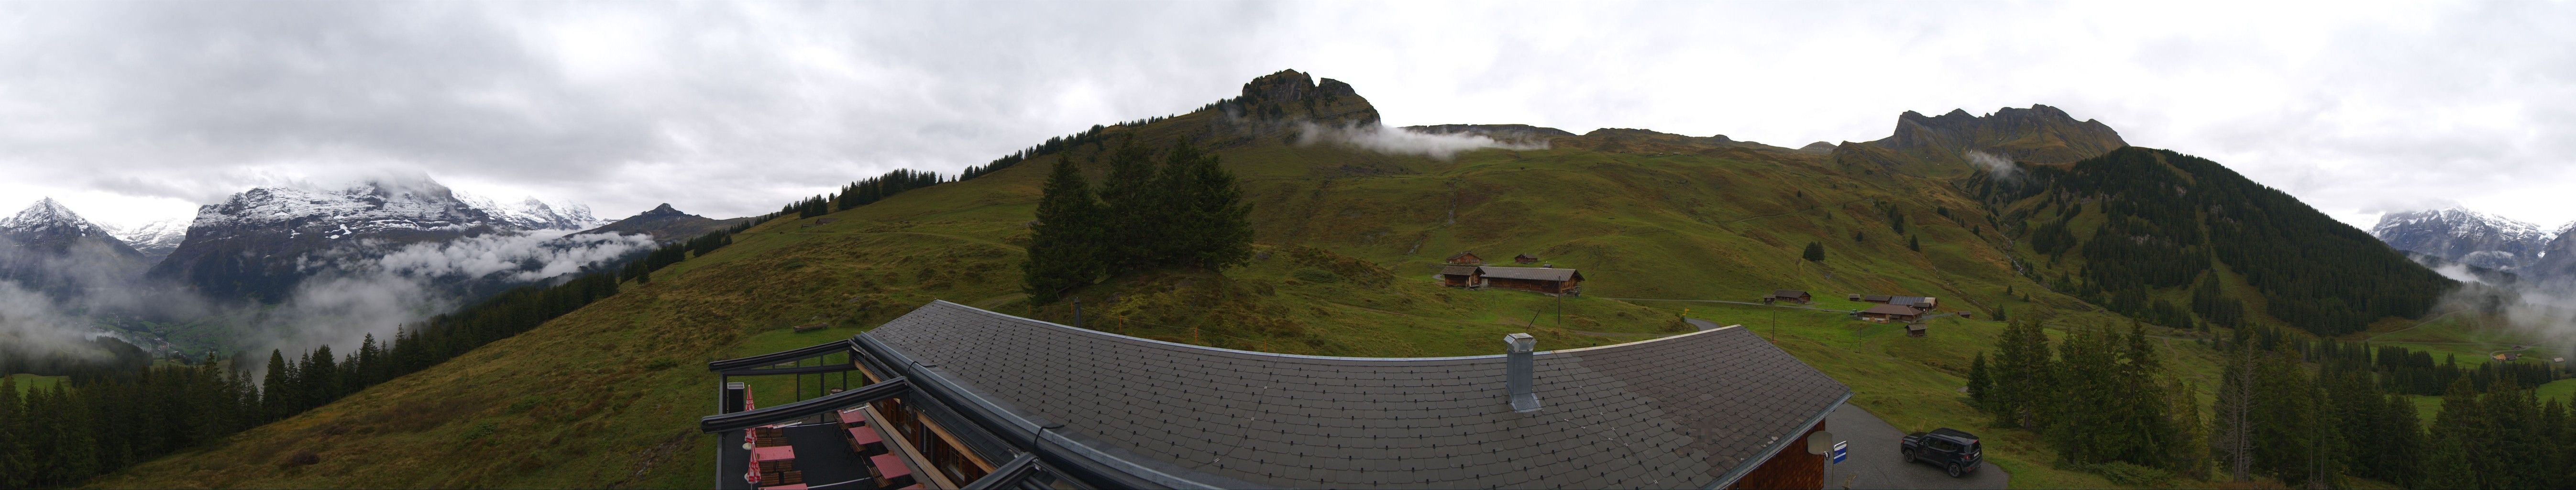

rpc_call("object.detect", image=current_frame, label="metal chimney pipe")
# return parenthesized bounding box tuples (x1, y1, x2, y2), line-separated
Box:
(1505, 333, 1541, 412)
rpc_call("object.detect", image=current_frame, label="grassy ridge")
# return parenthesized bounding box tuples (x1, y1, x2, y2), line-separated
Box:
(99, 116, 2264, 488)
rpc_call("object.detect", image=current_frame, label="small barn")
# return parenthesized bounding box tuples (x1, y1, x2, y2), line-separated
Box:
(2494, 353, 2523, 362)
(1905, 323, 1927, 337)
(1514, 254, 1540, 264)
(1859, 295, 1893, 304)
(1446, 251, 1485, 266)
(1764, 290, 1814, 304)
(1859, 304, 1924, 323)
(1438, 265, 1484, 288)
(1481, 266, 1583, 295)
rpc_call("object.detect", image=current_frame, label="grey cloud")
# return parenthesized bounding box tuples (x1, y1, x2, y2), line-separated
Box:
(0, 2, 2570, 228)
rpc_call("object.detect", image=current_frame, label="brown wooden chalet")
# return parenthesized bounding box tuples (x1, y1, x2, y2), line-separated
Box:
(1439, 265, 1484, 288)
(1763, 290, 1814, 304)
(1480, 266, 1583, 295)
(1445, 251, 1485, 265)
(700, 301, 1853, 490)
(1514, 254, 1540, 264)
(1859, 303, 1925, 323)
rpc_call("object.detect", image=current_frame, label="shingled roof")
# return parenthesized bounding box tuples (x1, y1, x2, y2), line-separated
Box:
(1477, 266, 1582, 282)
(1439, 265, 1481, 277)
(859, 301, 1850, 489)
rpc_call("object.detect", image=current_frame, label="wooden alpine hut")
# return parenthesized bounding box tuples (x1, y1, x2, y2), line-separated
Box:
(1859, 304, 1925, 323)
(1480, 266, 1583, 295)
(1763, 290, 1814, 305)
(1445, 251, 1485, 266)
(1513, 254, 1540, 264)
(1439, 265, 1484, 288)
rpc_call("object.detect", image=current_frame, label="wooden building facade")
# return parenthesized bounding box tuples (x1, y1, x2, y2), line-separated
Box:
(1480, 267, 1583, 295)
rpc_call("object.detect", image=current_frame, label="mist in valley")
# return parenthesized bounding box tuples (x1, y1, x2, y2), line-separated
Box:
(0, 228, 657, 374)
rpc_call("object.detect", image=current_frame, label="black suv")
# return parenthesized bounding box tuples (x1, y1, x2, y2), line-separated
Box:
(1900, 428, 1983, 478)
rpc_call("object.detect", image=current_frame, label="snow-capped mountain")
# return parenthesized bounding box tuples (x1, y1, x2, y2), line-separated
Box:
(0, 198, 149, 297)
(2529, 223, 2576, 286)
(149, 178, 571, 302)
(1, 198, 122, 243)
(460, 194, 607, 231)
(2370, 208, 2554, 271)
(106, 218, 188, 265)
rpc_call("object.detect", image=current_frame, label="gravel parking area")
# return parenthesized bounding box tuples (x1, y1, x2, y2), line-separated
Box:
(1820, 404, 2010, 490)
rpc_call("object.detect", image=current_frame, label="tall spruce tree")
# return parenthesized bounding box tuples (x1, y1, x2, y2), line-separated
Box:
(1156, 141, 1254, 271)
(1023, 156, 1106, 301)
(1802, 242, 1825, 263)
(1098, 141, 1165, 273)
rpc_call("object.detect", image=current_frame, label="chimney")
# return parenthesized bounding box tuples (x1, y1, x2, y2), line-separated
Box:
(1505, 333, 1541, 412)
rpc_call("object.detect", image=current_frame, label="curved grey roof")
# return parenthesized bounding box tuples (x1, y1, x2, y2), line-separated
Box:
(861, 301, 1850, 489)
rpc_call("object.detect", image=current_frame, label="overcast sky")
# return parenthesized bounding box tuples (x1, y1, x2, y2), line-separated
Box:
(0, 2, 2569, 232)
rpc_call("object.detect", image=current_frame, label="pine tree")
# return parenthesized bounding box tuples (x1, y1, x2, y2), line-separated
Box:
(2420, 378, 2481, 488)
(1098, 141, 1164, 273)
(1967, 352, 1993, 408)
(261, 349, 289, 421)
(1023, 156, 1106, 301)
(0, 377, 25, 488)
(2212, 345, 2257, 481)
(1802, 242, 1825, 263)
(1158, 141, 1254, 271)
(1907, 235, 1920, 252)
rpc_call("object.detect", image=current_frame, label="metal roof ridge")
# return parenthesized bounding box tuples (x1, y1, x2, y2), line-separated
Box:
(1537, 323, 1737, 356)
(920, 299, 1731, 361)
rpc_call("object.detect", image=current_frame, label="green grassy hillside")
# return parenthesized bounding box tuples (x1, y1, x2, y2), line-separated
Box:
(91, 72, 2356, 489)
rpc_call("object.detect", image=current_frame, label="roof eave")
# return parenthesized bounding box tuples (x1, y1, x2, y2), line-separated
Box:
(1706, 390, 1854, 490)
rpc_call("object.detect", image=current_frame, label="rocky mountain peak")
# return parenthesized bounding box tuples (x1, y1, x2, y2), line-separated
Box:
(1866, 104, 2128, 166)
(643, 203, 685, 216)
(1223, 69, 1380, 127)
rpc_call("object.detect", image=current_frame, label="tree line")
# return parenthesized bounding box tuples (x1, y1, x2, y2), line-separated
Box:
(782, 169, 951, 219)
(1971, 314, 2573, 487)
(1022, 139, 1255, 302)
(1973, 147, 2453, 336)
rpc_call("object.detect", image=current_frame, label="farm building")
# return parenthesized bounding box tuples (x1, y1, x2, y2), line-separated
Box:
(1514, 253, 1540, 264)
(1480, 266, 1584, 295)
(1889, 296, 1938, 311)
(1859, 304, 1925, 323)
(1445, 251, 1485, 266)
(702, 301, 1854, 490)
(1764, 290, 1814, 304)
(2494, 353, 2522, 362)
(1439, 265, 1484, 288)
(1858, 294, 1893, 303)
(1906, 323, 1927, 337)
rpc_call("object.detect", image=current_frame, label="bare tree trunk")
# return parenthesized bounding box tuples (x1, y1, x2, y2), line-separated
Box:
(2223, 351, 2256, 482)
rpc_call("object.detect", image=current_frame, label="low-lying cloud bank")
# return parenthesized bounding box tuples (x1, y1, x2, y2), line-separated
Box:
(0, 228, 656, 374)
(246, 230, 657, 363)
(1966, 150, 2018, 179)
(2430, 263, 2576, 348)
(1295, 123, 1549, 160)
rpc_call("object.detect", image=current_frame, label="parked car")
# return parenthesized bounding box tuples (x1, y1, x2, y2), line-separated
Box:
(1900, 428, 1983, 478)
